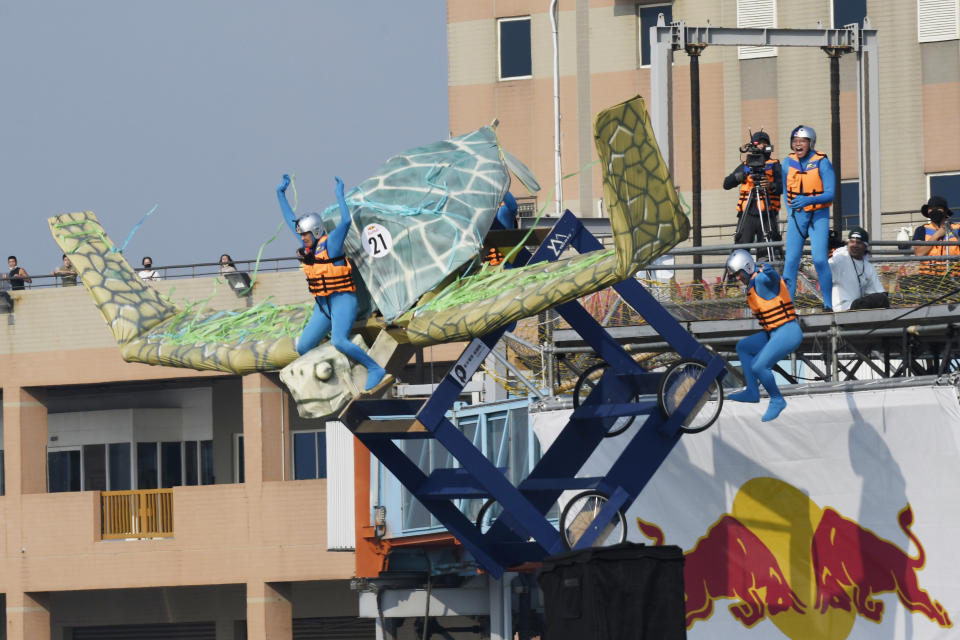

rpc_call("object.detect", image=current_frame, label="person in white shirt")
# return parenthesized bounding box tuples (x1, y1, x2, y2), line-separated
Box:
(828, 226, 886, 311)
(138, 256, 162, 281)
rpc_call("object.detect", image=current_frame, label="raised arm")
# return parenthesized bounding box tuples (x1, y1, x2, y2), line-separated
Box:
(495, 190, 519, 229)
(753, 262, 782, 299)
(276, 174, 299, 237)
(326, 176, 352, 261)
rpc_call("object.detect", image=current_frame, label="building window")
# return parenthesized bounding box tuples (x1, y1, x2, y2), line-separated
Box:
(639, 4, 672, 67)
(498, 16, 532, 80)
(832, 0, 866, 27)
(737, 0, 777, 59)
(109, 442, 131, 490)
(839, 180, 860, 230)
(929, 172, 960, 215)
(83, 444, 107, 491)
(292, 430, 327, 480)
(137, 442, 159, 489)
(918, 0, 960, 42)
(234, 433, 245, 484)
(48, 448, 82, 492)
(397, 403, 545, 535)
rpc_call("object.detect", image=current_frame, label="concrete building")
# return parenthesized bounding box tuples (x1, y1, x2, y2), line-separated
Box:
(446, 0, 960, 241)
(0, 273, 375, 639)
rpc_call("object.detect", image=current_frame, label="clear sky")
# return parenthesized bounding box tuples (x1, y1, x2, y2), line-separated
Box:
(1, 1, 449, 274)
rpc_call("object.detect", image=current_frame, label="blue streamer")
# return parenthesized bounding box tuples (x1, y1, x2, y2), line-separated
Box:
(111, 204, 159, 254)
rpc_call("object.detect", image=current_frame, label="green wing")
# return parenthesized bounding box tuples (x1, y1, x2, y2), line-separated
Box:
(48, 212, 303, 374)
(402, 96, 688, 346)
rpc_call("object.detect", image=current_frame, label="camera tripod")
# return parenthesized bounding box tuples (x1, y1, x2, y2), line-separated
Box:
(735, 182, 780, 264)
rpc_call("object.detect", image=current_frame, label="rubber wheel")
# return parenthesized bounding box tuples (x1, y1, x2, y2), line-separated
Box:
(572, 363, 637, 437)
(657, 358, 723, 434)
(559, 490, 627, 550)
(475, 498, 503, 534)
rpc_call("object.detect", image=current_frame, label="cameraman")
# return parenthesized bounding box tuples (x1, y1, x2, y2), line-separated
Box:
(723, 131, 783, 252)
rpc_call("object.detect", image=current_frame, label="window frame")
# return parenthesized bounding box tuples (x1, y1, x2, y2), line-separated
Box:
(234, 433, 245, 484)
(291, 429, 327, 480)
(497, 15, 533, 81)
(927, 171, 960, 215)
(917, 0, 960, 43)
(737, 0, 778, 60)
(839, 179, 861, 230)
(830, 0, 867, 28)
(638, 3, 673, 68)
(48, 446, 83, 493)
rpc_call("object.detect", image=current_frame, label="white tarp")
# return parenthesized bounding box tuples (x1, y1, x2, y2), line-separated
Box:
(531, 383, 960, 639)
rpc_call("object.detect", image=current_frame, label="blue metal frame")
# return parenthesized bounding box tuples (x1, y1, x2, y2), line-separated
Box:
(341, 211, 727, 577)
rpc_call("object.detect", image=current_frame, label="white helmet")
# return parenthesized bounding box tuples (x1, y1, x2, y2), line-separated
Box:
(791, 124, 816, 148)
(295, 213, 324, 238)
(726, 249, 756, 278)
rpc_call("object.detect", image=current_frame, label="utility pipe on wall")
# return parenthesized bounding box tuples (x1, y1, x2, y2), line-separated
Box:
(550, 0, 563, 216)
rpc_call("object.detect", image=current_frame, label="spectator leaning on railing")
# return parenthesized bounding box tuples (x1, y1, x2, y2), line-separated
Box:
(52, 254, 78, 286)
(4, 255, 31, 290)
(138, 256, 162, 281)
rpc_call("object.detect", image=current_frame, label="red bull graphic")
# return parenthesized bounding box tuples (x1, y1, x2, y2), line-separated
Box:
(683, 514, 805, 627)
(637, 477, 953, 639)
(811, 505, 951, 627)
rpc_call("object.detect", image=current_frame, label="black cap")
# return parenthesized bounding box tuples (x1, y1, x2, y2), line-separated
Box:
(848, 226, 869, 243)
(751, 131, 771, 144)
(922, 195, 951, 218)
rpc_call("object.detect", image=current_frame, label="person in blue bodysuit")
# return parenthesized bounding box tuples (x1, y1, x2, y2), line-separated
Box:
(483, 191, 519, 266)
(781, 125, 835, 310)
(484, 191, 519, 332)
(725, 249, 803, 422)
(277, 174, 389, 393)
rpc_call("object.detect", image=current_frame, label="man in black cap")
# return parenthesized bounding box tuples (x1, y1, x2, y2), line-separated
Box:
(828, 226, 887, 311)
(913, 195, 960, 277)
(724, 130, 783, 256)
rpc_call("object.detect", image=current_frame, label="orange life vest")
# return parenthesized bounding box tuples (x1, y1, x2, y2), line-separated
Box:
(299, 237, 356, 296)
(748, 273, 797, 331)
(919, 222, 960, 276)
(484, 246, 504, 266)
(737, 161, 781, 215)
(785, 152, 829, 212)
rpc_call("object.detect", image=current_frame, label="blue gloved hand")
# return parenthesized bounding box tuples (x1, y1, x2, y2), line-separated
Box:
(334, 176, 345, 200)
(278, 174, 291, 193)
(790, 195, 813, 210)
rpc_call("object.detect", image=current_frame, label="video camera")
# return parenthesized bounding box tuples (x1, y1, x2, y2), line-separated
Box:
(739, 139, 773, 171)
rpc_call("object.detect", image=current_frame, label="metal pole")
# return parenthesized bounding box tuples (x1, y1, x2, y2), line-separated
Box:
(825, 47, 844, 232)
(550, 0, 563, 216)
(687, 43, 706, 283)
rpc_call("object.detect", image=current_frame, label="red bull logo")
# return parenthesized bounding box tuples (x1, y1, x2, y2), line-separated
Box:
(811, 505, 951, 627)
(639, 477, 953, 639)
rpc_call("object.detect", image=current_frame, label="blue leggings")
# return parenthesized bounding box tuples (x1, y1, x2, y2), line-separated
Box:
(783, 208, 833, 307)
(297, 292, 379, 371)
(736, 321, 802, 399)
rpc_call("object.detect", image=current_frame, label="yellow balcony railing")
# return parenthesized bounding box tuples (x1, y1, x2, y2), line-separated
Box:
(101, 489, 174, 540)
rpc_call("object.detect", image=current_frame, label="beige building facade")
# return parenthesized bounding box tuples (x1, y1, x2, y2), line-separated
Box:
(0, 275, 370, 639)
(447, 0, 960, 243)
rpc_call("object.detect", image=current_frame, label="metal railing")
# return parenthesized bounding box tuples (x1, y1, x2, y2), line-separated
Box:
(101, 488, 174, 540)
(8, 256, 304, 290)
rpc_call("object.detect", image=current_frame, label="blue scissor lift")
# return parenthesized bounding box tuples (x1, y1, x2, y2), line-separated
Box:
(340, 211, 727, 578)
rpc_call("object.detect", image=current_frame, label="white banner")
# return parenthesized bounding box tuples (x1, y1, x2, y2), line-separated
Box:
(532, 384, 960, 639)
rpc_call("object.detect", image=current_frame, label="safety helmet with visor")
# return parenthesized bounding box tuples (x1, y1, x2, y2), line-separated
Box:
(726, 249, 756, 282)
(295, 213, 325, 240)
(790, 125, 816, 149)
